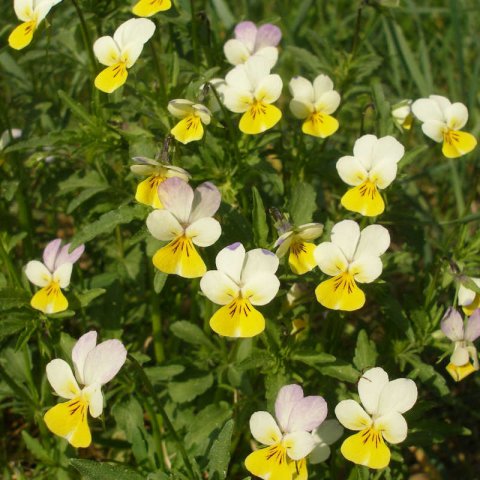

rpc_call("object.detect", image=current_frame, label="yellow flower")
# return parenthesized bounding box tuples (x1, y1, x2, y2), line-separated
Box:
(168, 99, 212, 144)
(132, 0, 171, 17)
(458, 277, 480, 316)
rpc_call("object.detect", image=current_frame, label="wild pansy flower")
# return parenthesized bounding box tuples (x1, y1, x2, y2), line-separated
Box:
(314, 220, 390, 311)
(224, 21, 281, 69)
(309, 419, 344, 464)
(441, 307, 480, 382)
(392, 100, 413, 130)
(130, 156, 190, 209)
(168, 99, 212, 144)
(44, 331, 127, 448)
(289, 75, 341, 138)
(335, 367, 418, 470)
(132, 0, 171, 17)
(245, 384, 327, 480)
(200, 243, 280, 337)
(93, 18, 155, 93)
(411, 95, 477, 158)
(458, 276, 480, 316)
(25, 239, 84, 314)
(336, 134, 405, 217)
(223, 56, 283, 135)
(146, 178, 221, 278)
(8, 0, 62, 50)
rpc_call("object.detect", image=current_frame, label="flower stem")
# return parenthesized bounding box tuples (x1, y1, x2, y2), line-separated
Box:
(70, 0, 97, 75)
(448, 159, 465, 217)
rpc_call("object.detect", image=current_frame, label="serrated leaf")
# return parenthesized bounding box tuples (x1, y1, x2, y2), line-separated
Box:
(0, 288, 29, 310)
(252, 187, 269, 247)
(406, 354, 449, 397)
(207, 419, 234, 480)
(145, 365, 185, 384)
(154, 271, 168, 293)
(353, 330, 378, 371)
(289, 182, 317, 225)
(168, 373, 214, 403)
(70, 459, 144, 480)
(170, 321, 215, 348)
(318, 361, 360, 383)
(74, 288, 106, 307)
(58, 90, 97, 128)
(21, 432, 53, 465)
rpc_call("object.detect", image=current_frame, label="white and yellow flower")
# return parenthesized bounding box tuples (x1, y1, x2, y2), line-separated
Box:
(44, 331, 127, 448)
(441, 307, 480, 382)
(168, 99, 212, 144)
(25, 239, 84, 314)
(132, 0, 171, 17)
(314, 220, 390, 311)
(458, 276, 480, 316)
(335, 367, 418, 470)
(274, 221, 324, 275)
(93, 18, 155, 94)
(224, 21, 282, 68)
(336, 134, 405, 217)
(8, 0, 62, 50)
(200, 243, 280, 337)
(245, 384, 327, 480)
(223, 56, 283, 135)
(392, 99, 413, 130)
(130, 156, 190, 208)
(411, 95, 477, 158)
(289, 75, 341, 138)
(146, 178, 221, 278)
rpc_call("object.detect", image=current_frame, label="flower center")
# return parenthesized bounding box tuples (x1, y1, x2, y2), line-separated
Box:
(248, 100, 268, 120)
(443, 128, 459, 146)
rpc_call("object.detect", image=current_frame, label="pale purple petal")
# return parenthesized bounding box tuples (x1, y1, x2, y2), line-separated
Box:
(275, 384, 304, 432)
(72, 331, 97, 385)
(54, 243, 85, 269)
(83, 339, 127, 386)
(158, 177, 194, 224)
(43, 239, 62, 272)
(189, 182, 221, 222)
(465, 310, 480, 342)
(254, 24, 282, 50)
(234, 21, 257, 51)
(287, 396, 328, 433)
(440, 307, 464, 341)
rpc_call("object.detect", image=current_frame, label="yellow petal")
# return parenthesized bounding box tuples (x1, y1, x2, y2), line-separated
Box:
(94, 62, 128, 94)
(31, 282, 68, 314)
(135, 175, 165, 208)
(302, 112, 339, 138)
(315, 274, 365, 311)
(402, 114, 413, 130)
(44, 397, 91, 448)
(462, 294, 480, 316)
(288, 241, 317, 275)
(152, 236, 206, 278)
(341, 428, 390, 470)
(171, 115, 204, 144)
(245, 445, 292, 480)
(446, 362, 477, 382)
(442, 130, 477, 158)
(340, 180, 385, 217)
(290, 458, 308, 480)
(8, 21, 36, 50)
(133, 0, 172, 16)
(210, 297, 265, 338)
(239, 102, 282, 135)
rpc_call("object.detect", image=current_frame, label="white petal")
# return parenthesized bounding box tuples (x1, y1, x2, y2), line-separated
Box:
(52, 263, 72, 288)
(275, 384, 304, 432)
(121, 42, 145, 68)
(85, 384, 103, 418)
(241, 248, 279, 283)
(353, 134, 378, 170)
(350, 255, 383, 283)
(440, 307, 464, 341)
(14, 0, 34, 22)
(371, 136, 405, 167)
(254, 74, 283, 104)
(335, 399, 372, 430)
(451, 345, 469, 366)
(146, 210, 183, 241)
(313, 74, 334, 99)
(200, 270, 240, 305)
(215, 242, 246, 283)
(157, 177, 194, 224)
(113, 18, 155, 48)
(168, 99, 194, 118)
(315, 90, 341, 115)
(421, 121, 445, 143)
(284, 431, 316, 460)
(93, 36, 120, 66)
(46, 359, 80, 399)
(289, 76, 314, 103)
(224, 39, 251, 65)
(354, 224, 390, 260)
(249, 411, 282, 445)
(358, 367, 389, 415)
(83, 339, 127, 386)
(465, 310, 480, 342)
(241, 273, 280, 306)
(429, 95, 451, 114)
(25, 260, 52, 287)
(411, 98, 445, 123)
(225, 64, 253, 92)
(72, 331, 97, 385)
(289, 99, 312, 119)
(298, 223, 324, 241)
(336, 155, 368, 187)
(445, 102, 468, 130)
(309, 444, 331, 464)
(43, 239, 62, 272)
(33, 0, 58, 23)
(375, 412, 407, 444)
(222, 86, 253, 113)
(310, 419, 344, 464)
(234, 21, 257, 51)
(186, 217, 221, 247)
(377, 378, 418, 415)
(330, 220, 360, 262)
(192, 104, 212, 124)
(313, 242, 348, 276)
(458, 278, 480, 306)
(369, 160, 398, 189)
(287, 395, 328, 432)
(189, 182, 221, 222)
(275, 232, 293, 258)
(253, 47, 278, 69)
(244, 56, 272, 90)
(254, 24, 281, 49)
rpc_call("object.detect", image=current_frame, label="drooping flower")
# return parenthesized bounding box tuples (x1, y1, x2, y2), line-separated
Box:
(335, 367, 418, 470)
(309, 419, 344, 464)
(132, 0, 171, 17)
(314, 220, 390, 311)
(224, 21, 282, 69)
(392, 100, 413, 130)
(441, 307, 480, 381)
(223, 56, 283, 135)
(44, 331, 127, 448)
(93, 18, 155, 93)
(8, 0, 63, 50)
(411, 95, 477, 158)
(130, 156, 190, 209)
(336, 134, 405, 217)
(168, 99, 212, 144)
(245, 384, 327, 480)
(25, 239, 84, 314)
(0, 128, 22, 150)
(458, 276, 480, 316)
(200, 243, 280, 337)
(146, 178, 221, 278)
(289, 75, 341, 138)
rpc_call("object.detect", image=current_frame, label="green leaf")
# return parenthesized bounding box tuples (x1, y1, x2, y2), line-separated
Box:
(168, 373, 214, 403)
(70, 459, 144, 480)
(318, 361, 360, 383)
(170, 321, 215, 348)
(289, 182, 317, 225)
(145, 365, 185, 384)
(291, 352, 336, 365)
(207, 419, 234, 480)
(353, 330, 378, 371)
(371, 79, 392, 137)
(406, 354, 449, 397)
(252, 187, 269, 247)
(0, 288, 29, 311)
(0, 315, 29, 339)
(58, 90, 97, 128)
(211, 0, 235, 28)
(21, 431, 54, 465)
(154, 271, 168, 294)
(73, 288, 106, 308)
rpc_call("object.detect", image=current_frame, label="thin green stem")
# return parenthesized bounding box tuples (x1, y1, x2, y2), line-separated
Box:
(151, 290, 165, 363)
(0, 237, 23, 288)
(71, 0, 97, 75)
(190, 0, 200, 66)
(448, 159, 465, 218)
